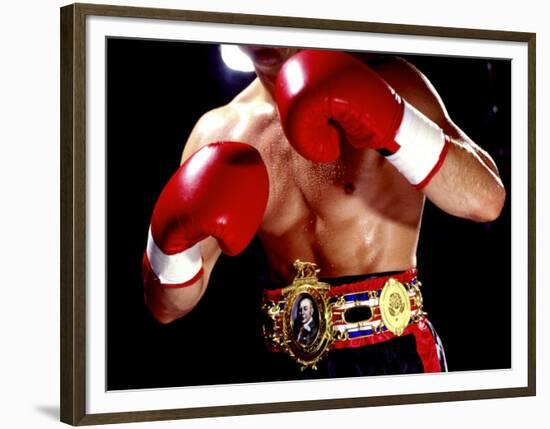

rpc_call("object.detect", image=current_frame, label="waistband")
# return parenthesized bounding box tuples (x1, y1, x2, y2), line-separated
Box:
(261, 263, 427, 370)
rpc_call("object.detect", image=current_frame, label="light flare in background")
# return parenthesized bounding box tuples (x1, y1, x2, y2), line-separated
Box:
(220, 44, 255, 72)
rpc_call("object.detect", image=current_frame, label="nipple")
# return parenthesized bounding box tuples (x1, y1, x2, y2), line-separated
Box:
(344, 182, 356, 194)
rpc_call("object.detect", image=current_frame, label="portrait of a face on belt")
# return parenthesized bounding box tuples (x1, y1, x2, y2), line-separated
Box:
(106, 39, 511, 390)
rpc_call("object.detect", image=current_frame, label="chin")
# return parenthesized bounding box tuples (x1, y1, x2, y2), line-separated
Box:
(241, 46, 299, 68)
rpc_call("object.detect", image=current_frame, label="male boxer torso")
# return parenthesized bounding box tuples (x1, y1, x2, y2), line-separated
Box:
(144, 48, 503, 374)
(188, 55, 426, 285)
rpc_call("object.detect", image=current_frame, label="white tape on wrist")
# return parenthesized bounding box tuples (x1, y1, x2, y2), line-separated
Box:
(386, 101, 446, 187)
(146, 227, 202, 285)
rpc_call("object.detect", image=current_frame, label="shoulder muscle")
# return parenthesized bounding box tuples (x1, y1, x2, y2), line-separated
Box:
(180, 105, 239, 165)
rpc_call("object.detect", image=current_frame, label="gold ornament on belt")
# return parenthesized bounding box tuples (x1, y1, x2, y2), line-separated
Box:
(379, 277, 412, 336)
(267, 260, 334, 371)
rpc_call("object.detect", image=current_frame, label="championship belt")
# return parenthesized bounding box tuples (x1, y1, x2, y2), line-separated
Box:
(262, 261, 426, 371)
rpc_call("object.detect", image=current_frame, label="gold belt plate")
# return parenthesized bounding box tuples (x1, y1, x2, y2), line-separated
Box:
(379, 277, 412, 336)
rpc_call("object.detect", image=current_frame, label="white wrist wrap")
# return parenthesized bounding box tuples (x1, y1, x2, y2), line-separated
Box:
(386, 101, 446, 187)
(146, 227, 202, 285)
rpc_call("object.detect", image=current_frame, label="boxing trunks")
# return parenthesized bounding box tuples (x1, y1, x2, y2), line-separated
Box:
(260, 262, 447, 380)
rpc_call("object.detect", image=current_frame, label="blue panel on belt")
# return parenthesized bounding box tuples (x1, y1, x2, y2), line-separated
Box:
(348, 325, 388, 338)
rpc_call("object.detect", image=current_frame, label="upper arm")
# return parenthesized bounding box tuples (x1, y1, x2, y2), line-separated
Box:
(180, 105, 235, 165)
(370, 56, 458, 137)
(371, 56, 501, 176)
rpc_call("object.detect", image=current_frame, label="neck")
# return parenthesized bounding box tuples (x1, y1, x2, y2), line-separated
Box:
(253, 65, 281, 103)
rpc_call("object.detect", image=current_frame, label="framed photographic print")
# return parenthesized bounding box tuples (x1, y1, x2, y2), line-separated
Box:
(60, 2, 536, 425)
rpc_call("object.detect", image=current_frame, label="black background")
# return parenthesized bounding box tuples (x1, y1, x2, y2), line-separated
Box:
(106, 38, 511, 390)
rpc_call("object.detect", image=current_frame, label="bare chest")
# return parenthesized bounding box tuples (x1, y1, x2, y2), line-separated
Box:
(225, 103, 423, 280)
(250, 121, 414, 234)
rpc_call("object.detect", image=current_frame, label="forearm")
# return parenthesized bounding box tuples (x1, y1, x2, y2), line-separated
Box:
(144, 277, 205, 324)
(422, 137, 505, 222)
(144, 237, 221, 324)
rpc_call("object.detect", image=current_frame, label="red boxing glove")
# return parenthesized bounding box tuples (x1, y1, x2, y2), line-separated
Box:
(275, 49, 449, 189)
(143, 142, 269, 288)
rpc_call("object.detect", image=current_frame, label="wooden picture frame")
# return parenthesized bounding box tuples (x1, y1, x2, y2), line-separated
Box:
(60, 2, 536, 425)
